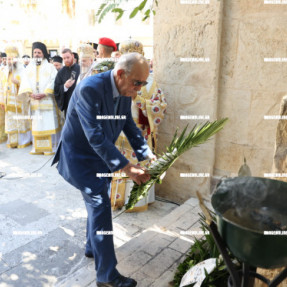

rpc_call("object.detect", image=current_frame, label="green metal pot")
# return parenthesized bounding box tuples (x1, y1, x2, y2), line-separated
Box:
(211, 176, 287, 269)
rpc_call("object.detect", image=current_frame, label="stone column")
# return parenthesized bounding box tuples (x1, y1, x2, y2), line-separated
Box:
(154, 0, 224, 202)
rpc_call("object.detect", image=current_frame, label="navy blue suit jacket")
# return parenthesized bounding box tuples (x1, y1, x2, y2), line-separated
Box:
(52, 70, 151, 194)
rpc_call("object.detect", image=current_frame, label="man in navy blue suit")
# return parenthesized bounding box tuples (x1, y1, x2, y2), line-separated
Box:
(52, 53, 155, 287)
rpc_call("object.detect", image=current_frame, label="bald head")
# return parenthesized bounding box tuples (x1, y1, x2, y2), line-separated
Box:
(114, 52, 149, 98)
(114, 52, 148, 75)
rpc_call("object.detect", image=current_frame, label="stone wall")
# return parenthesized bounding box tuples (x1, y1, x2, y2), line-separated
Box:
(154, 0, 223, 202)
(154, 0, 287, 202)
(215, 0, 287, 178)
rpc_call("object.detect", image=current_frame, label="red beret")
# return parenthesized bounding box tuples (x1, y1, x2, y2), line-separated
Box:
(99, 37, 117, 51)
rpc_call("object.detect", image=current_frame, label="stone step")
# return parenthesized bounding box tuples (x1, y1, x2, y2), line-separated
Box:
(56, 197, 210, 287)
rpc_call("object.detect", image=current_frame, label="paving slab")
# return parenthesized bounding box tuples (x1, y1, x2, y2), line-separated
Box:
(0, 199, 50, 226)
(141, 248, 182, 280)
(0, 259, 10, 275)
(150, 262, 182, 287)
(54, 262, 95, 287)
(117, 250, 153, 277)
(168, 237, 194, 254)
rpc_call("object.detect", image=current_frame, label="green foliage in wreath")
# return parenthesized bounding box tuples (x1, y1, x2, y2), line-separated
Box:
(173, 213, 241, 287)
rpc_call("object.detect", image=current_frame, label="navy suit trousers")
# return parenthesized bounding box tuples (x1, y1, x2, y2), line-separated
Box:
(81, 180, 120, 283)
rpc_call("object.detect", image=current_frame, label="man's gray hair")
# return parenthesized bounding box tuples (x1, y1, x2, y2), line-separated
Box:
(114, 52, 147, 75)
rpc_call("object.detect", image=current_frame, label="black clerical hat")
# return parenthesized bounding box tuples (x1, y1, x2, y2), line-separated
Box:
(88, 42, 98, 50)
(32, 42, 50, 61)
(52, 55, 63, 63)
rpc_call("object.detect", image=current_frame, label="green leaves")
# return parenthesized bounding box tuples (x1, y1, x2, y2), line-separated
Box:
(142, 9, 151, 21)
(93, 60, 115, 73)
(130, 0, 152, 19)
(97, 3, 118, 23)
(138, 0, 148, 10)
(96, 3, 107, 17)
(129, 7, 139, 18)
(125, 118, 228, 210)
(96, 0, 158, 23)
(112, 8, 124, 21)
(172, 212, 241, 287)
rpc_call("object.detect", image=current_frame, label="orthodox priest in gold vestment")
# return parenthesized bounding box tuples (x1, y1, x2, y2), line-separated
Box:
(0, 46, 32, 148)
(76, 44, 97, 84)
(0, 80, 7, 143)
(18, 42, 61, 155)
(110, 39, 167, 212)
(0, 53, 7, 143)
(77, 43, 116, 84)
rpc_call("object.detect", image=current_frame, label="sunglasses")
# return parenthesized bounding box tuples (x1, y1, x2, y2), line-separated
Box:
(133, 80, 148, 87)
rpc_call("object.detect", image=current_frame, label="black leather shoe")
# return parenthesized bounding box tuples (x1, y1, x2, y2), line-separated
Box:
(85, 252, 93, 258)
(96, 274, 137, 287)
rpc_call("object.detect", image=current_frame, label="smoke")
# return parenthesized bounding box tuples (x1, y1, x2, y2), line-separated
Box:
(212, 177, 287, 231)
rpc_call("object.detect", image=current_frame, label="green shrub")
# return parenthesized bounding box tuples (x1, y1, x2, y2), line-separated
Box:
(172, 213, 241, 287)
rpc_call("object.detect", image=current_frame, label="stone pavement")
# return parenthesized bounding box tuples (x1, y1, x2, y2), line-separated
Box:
(58, 198, 206, 287)
(0, 143, 207, 287)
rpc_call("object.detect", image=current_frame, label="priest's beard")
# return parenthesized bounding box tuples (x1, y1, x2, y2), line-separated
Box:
(80, 64, 91, 75)
(8, 62, 17, 72)
(35, 57, 42, 66)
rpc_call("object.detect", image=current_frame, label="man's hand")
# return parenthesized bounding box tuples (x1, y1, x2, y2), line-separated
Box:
(30, 94, 46, 100)
(0, 104, 4, 110)
(148, 154, 157, 163)
(64, 79, 75, 89)
(11, 78, 20, 85)
(122, 162, 150, 185)
(146, 153, 157, 165)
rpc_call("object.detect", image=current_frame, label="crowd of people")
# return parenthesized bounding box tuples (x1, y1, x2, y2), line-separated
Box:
(0, 38, 168, 286)
(0, 38, 166, 175)
(0, 38, 116, 153)
(0, 37, 168, 208)
(0, 37, 168, 209)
